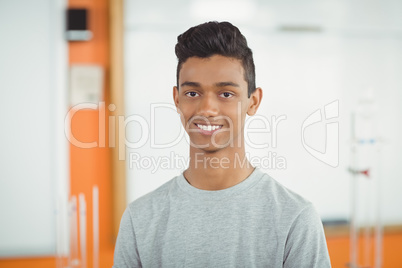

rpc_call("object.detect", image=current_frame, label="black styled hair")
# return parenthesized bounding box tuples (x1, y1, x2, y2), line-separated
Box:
(175, 21, 256, 97)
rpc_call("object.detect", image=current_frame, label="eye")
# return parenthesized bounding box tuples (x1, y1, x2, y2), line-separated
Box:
(220, 92, 234, 98)
(185, 91, 199, 97)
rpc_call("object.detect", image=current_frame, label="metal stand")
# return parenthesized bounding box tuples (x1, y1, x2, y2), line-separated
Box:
(349, 94, 383, 268)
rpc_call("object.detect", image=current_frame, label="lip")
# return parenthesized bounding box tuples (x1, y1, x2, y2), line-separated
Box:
(194, 123, 223, 135)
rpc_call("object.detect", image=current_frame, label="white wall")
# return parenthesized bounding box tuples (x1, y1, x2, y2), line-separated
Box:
(124, 0, 402, 224)
(0, 0, 68, 257)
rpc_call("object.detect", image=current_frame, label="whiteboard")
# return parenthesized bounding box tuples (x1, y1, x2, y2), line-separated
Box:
(0, 0, 68, 257)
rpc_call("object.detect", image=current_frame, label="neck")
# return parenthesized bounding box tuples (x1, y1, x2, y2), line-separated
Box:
(184, 145, 254, 190)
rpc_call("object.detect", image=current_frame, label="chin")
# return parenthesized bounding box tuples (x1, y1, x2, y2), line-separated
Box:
(190, 135, 232, 150)
(193, 143, 232, 154)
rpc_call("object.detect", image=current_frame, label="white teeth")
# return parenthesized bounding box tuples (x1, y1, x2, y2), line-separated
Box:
(196, 124, 221, 131)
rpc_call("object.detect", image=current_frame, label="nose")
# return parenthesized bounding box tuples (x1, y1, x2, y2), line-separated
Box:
(196, 93, 219, 117)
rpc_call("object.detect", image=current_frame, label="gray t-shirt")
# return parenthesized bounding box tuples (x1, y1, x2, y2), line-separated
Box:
(113, 168, 331, 267)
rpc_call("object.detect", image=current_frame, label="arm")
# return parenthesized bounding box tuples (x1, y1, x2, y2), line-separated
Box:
(113, 208, 142, 268)
(283, 204, 331, 268)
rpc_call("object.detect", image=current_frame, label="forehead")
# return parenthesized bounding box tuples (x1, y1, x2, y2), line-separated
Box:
(179, 55, 246, 85)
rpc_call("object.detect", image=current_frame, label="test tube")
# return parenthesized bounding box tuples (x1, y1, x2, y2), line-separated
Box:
(79, 194, 87, 268)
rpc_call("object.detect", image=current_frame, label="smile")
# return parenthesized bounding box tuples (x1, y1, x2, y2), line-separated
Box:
(195, 123, 223, 132)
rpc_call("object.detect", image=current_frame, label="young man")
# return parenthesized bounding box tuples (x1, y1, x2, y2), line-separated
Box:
(114, 21, 331, 267)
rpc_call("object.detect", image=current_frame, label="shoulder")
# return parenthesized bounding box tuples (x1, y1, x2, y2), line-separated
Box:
(249, 170, 321, 233)
(254, 172, 330, 266)
(256, 171, 312, 211)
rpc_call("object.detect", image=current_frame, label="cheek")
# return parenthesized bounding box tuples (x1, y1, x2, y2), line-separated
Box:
(223, 105, 248, 128)
(223, 103, 244, 117)
(177, 103, 195, 123)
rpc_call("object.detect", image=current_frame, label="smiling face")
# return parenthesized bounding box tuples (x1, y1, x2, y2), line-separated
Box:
(173, 54, 261, 154)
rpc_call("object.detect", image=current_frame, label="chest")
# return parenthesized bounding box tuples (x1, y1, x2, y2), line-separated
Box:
(136, 202, 287, 267)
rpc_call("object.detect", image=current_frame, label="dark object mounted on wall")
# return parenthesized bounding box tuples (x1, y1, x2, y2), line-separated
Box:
(66, 8, 92, 41)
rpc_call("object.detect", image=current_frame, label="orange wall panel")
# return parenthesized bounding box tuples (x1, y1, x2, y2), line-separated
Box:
(0, 258, 56, 268)
(68, 0, 114, 267)
(326, 233, 402, 268)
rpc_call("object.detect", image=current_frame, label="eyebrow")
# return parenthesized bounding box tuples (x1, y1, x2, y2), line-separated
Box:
(180, 81, 240, 88)
(214, 82, 240, 88)
(180, 81, 201, 88)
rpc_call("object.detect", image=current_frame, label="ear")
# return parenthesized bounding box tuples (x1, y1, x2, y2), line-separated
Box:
(173, 86, 179, 110)
(247, 87, 263, 116)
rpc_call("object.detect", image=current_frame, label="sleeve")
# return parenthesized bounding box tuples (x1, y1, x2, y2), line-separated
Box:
(113, 208, 142, 268)
(283, 204, 331, 268)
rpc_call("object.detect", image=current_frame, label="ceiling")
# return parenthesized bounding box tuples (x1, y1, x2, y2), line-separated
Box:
(124, 0, 402, 36)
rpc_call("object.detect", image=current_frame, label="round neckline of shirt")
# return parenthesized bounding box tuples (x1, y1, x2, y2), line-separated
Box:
(176, 168, 264, 201)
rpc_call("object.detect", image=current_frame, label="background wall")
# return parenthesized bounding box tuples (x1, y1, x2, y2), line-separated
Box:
(124, 0, 402, 225)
